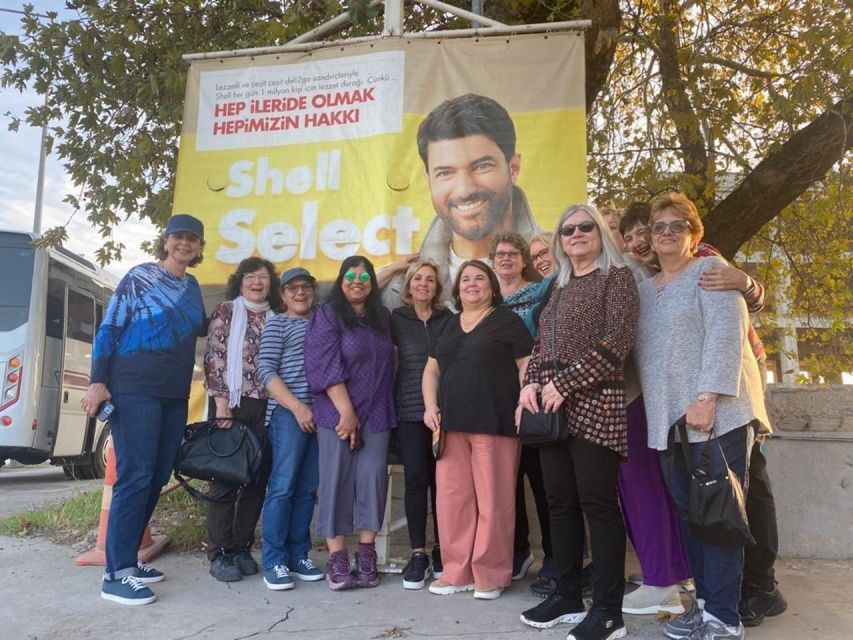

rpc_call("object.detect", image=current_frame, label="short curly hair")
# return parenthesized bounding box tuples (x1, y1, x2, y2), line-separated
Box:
(153, 232, 205, 267)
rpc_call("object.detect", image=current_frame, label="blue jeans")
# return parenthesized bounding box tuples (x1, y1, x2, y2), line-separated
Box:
(261, 406, 319, 569)
(106, 393, 187, 579)
(659, 424, 754, 626)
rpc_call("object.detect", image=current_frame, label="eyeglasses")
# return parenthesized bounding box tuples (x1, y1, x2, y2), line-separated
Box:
(558, 221, 597, 237)
(494, 250, 521, 260)
(243, 273, 271, 283)
(650, 220, 692, 235)
(283, 283, 314, 293)
(531, 247, 551, 262)
(344, 270, 371, 284)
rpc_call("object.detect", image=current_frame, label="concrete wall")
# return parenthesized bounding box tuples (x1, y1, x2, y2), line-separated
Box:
(765, 385, 853, 559)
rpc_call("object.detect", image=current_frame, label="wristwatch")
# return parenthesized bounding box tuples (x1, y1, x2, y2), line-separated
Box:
(697, 393, 715, 402)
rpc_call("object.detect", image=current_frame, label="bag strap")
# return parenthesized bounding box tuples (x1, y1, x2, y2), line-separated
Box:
(550, 285, 563, 362)
(675, 416, 696, 475)
(206, 418, 248, 457)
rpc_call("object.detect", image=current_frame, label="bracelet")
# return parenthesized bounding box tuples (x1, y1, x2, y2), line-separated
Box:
(697, 393, 716, 402)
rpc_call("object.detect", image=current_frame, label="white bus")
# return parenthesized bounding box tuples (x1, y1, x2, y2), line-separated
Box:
(0, 230, 116, 478)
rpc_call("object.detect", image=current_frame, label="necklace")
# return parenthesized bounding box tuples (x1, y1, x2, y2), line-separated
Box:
(460, 306, 494, 332)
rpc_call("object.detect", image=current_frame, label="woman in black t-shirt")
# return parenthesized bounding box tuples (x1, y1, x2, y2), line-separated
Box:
(422, 260, 532, 601)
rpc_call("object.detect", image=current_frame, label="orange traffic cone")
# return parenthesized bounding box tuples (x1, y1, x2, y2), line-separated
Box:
(75, 436, 170, 566)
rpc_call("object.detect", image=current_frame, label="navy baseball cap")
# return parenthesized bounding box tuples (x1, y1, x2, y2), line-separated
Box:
(281, 267, 316, 286)
(165, 214, 204, 240)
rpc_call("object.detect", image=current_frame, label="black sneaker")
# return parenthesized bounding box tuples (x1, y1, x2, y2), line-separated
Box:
(520, 593, 586, 629)
(567, 608, 626, 640)
(234, 548, 259, 576)
(402, 551, 432, 590)
(431, 547, 443, 579)
(209, 553, 242, 582)
(530, 576, 557, 598)
(739, 586, 787, 627)
(512, 549, 534, 581)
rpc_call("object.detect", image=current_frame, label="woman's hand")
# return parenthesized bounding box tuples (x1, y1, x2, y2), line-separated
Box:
(699, 263, 751, 293)
(292, 401, 315, 433)
(335, 410, 359, 441)
(541, 381, 566, 413)
(81, 383, 111, 417)
(518, 383, 541, 414)
(213, 397, 233, 429)
(686, 397, 716, 432)
(423, 405, 441, 433)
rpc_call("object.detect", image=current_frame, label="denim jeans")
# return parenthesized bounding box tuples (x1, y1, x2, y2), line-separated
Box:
(260, 405, 319, 569)
(106, 393, 187, 579)
(659, 424, 755, 626)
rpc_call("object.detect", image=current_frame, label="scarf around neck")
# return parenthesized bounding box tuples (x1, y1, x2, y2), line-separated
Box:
(227, 296, 272, 408)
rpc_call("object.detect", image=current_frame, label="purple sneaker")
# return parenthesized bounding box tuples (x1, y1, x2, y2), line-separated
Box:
(325, 550, 357, 591)
(356, 545, 379, 588)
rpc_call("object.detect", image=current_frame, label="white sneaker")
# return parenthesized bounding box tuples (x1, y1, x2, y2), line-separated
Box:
(622, 584, 685, 615)
(473, 586, 503, 600)
(428, 579, 475, 595)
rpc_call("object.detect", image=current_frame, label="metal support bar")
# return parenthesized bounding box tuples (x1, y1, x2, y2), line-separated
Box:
(183, 20, 590, 61)
(383, 0, 404, 36)
(287, 0, 383, 45)
(418, 0, 506, 28)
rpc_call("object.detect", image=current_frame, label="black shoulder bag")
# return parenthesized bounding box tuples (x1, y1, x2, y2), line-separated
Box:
(174, 417, 264, 503)
(518, 286, 570, 447)
(676, 417, 755, 547)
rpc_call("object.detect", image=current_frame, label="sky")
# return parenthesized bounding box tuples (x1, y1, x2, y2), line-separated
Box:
(0, 2, 156, 280)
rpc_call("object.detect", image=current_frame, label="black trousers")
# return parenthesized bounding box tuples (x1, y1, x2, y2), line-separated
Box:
(742, 440, 779, 592)
(514, 444, 553, 557)
(540, 435, 625, 616)
(397, 420, 439, 550)
(206, 397, 271, 560)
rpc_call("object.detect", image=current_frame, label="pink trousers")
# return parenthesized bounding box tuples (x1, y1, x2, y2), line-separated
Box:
(436, 431, 520, 589)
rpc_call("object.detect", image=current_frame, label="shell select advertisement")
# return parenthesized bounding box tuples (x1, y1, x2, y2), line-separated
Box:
(174, 32, 587, 294)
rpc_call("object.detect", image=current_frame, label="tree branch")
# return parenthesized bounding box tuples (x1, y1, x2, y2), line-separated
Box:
(581, 0, 622, 113)
(656, 0, 710, 207)
(704, 94, 853, 258)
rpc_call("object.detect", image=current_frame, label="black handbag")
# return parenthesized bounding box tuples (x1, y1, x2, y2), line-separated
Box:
(676, 418, 755, 547)
(174, 417, 264, 502)
(519, 285, 570, 447)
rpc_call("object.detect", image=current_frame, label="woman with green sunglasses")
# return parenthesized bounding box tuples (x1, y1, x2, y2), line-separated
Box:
(304, 255, 396, 591)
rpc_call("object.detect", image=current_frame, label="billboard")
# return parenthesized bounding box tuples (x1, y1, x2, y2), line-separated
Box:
(173, 32, 587, 297)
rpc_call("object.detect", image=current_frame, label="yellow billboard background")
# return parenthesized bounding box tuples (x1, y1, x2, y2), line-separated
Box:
(174, 33, 588, 291)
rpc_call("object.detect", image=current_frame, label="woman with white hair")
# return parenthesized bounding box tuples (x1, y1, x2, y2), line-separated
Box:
(517, 204, 639, 640)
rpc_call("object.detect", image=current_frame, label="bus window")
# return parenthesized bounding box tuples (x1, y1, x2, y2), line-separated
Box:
(46, 278, 65, 340)
(0, 241, 36, 331)
(66, 290, 95, 344)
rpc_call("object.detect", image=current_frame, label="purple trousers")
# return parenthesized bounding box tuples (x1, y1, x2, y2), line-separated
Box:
(617, 397, 690, 586)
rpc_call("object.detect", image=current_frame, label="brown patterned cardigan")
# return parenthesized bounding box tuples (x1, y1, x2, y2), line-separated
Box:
(524, 265, 639, 457)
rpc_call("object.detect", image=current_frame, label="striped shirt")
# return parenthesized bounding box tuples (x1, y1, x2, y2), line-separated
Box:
(257, 313, 311, 425)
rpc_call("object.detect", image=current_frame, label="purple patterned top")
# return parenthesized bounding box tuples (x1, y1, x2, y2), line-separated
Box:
(304, 302, 396, 433)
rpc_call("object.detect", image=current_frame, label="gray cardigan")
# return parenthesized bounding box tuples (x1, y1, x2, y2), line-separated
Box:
(635, 256, 769, 450)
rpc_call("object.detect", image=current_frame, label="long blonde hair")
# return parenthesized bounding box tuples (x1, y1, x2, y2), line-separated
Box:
(399, 259, 445, 310)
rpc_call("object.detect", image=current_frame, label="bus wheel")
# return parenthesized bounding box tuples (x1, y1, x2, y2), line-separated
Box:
(89, 425, 111, 479)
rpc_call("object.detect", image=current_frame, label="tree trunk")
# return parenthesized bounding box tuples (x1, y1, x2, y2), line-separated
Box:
(703, 94, 853, 258)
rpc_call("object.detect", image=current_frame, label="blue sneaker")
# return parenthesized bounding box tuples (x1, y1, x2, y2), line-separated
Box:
(135, 561, 164, 584)
(263, 565, 295, 591)
(101, 575, 156, 605)
(291, 557, 324, 581)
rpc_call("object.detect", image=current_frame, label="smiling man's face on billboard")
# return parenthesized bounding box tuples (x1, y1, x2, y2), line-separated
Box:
(425, 133, 520, 242)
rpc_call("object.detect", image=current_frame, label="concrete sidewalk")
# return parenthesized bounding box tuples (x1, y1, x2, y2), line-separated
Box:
(2, 534, 851, 640)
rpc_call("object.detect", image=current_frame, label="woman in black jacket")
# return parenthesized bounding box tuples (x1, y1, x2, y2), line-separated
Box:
(390, 260, 454, 589)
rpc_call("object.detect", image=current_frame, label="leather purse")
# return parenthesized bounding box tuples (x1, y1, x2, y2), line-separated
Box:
(174, 418, 264, 501)
(519, 285, 570, 447)
(677, 418, 755, 547)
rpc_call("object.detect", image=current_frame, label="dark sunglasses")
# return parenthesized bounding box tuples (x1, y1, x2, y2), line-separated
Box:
(344, 270, 371, 283)
(650, 220, 692, 235)
(558, 221, 597, 237)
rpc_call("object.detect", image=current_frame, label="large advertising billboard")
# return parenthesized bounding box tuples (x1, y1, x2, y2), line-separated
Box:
(173, 32, 587, 302)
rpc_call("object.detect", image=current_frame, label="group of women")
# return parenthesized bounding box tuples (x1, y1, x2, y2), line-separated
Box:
(84, 193, 773, 640)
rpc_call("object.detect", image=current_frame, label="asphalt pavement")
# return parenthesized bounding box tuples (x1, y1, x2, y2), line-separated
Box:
(1, 466, 851, 639)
